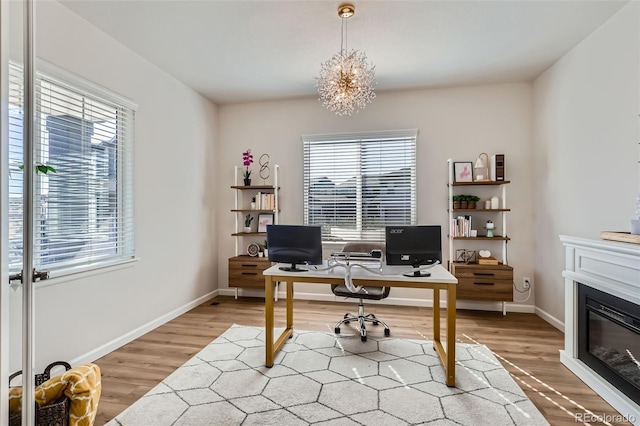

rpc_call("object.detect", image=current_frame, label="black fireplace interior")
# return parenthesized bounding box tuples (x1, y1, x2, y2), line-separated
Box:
(578, 283, 640, 405)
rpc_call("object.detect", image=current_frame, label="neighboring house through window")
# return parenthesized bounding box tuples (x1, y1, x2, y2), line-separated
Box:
(8, 61, 136, 277)
(302, 130, 417, 243)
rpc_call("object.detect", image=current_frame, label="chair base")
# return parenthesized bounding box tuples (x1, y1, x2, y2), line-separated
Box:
(334, 299, 390, 342)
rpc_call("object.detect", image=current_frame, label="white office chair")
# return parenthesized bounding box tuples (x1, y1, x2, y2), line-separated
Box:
(332, 242, 390, 342)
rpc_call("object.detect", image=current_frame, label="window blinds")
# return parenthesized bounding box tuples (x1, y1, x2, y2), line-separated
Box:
(302, 130, 417, 242)
(8, 62, 135, 276)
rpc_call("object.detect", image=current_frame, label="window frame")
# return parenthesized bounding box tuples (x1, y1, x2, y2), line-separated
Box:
(8, 59, 137, 280)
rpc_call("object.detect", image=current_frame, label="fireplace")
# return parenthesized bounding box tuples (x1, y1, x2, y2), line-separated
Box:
(578, 283, 640, 405)
(560, 235, 640, 420)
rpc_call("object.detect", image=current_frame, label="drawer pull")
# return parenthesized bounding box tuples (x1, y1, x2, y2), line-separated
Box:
(242, 272, 258, 276)
(241, 264, 258, 268)
(473, 272, 495, 276)
(473, 282, 495, 286)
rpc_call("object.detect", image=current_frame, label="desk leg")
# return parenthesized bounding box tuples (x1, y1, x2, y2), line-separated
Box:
(265, 276, 274, 367)
(433, 288, 440, 342)
(286, 280, 294, 330)
(446, 284, 457, 386)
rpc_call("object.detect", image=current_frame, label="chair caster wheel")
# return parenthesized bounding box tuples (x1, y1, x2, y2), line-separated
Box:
(384, 329, 390, 337)
(334, 327, 340, 334)
(361, 335, 367, 342)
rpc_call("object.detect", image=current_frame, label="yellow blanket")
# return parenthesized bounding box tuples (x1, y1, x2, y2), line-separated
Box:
(8, 363, 101, 426)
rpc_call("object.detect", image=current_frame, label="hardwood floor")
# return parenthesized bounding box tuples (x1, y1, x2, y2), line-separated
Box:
(94, 296, 632, 425)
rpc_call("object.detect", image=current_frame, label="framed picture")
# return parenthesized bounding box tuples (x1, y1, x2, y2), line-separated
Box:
(454, 162, 473, 182)
(258, 213, 274, 233)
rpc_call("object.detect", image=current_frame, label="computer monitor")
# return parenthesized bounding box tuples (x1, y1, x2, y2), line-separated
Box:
(266, 225, 323, 272)
(385, 225, 442, 277)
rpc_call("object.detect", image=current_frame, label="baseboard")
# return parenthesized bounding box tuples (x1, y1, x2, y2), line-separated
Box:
(70, 290, 219, 366)
(535, 306, 564, 332)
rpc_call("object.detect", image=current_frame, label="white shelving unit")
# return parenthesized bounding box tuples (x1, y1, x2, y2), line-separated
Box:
(230, 164, 280, 299)
(446, 159, 513, 314)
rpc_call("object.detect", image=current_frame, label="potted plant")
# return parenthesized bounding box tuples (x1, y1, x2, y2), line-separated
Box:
(251, 196, 256, 210)
(244, 214, 253, 233)
(242, 149, 253, 186)
(468, 195, 480, 209)
(263, 239, 269, 258)
(452, 195, 462, 210)
(459, 195, 469, 209)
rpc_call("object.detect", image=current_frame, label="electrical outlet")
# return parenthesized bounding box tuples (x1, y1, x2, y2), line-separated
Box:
(523, 277, 531, 290)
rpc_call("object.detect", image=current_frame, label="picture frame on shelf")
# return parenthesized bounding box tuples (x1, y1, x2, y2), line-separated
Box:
(454, 162, 474, 182)
(258, 213, 274, 233)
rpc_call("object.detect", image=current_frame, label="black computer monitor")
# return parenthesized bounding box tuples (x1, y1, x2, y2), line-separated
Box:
(385, 225, 442, 277)
(266, 225, 323, 272)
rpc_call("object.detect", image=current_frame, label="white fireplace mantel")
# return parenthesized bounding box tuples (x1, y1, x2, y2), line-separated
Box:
(560, 235, 640, 423)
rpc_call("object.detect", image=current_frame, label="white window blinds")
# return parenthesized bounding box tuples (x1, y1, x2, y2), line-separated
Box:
(8, 62, 135, 276)
(303, 130, 417, 243)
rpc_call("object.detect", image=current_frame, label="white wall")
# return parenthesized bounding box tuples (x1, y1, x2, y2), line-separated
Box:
(5, 1, 219, 370)
(217, 83, 536, 311)
(532, 2, 640, 329)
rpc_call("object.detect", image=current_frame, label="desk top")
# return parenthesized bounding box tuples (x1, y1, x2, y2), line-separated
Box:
(263, 262, 457, 284)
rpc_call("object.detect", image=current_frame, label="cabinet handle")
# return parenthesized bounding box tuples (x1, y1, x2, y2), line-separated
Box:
(473, 282, 495, 286)
(242, 272, 258, 276)
(241, 264, 258, 268)
(473, 272, 495, 276)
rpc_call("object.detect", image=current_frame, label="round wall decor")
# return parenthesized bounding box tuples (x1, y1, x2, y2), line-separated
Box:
(247, 243, 260, 257)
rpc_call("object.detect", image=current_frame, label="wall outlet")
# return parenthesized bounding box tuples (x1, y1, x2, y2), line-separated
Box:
(523, 277, 531, 290)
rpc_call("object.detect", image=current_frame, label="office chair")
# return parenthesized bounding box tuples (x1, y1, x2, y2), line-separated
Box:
(332, 242, 390, 342)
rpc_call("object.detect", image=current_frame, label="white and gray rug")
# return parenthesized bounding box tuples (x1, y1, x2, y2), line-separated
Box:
(107, 324, 549, 425)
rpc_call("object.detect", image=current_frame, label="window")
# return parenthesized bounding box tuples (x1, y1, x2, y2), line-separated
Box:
(303, 130, 417, 243)
(8, 61, 136, 277)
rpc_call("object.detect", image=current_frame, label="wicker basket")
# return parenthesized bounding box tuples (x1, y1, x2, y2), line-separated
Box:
(9, 361, 71, 426)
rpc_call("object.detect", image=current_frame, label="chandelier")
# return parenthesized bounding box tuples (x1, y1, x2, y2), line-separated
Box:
(316, 3, 376, 116)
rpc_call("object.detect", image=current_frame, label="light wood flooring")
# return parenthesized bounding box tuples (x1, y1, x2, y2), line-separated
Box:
(94, 296, 631, 425)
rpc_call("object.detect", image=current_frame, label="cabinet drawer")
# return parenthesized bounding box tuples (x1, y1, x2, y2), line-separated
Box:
(228, 256, 272, 289)
(451, 263, 513, 280)
(456, 278, 513, 301)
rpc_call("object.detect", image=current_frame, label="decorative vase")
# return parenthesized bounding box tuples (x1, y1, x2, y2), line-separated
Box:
(250, 202, 256, 210)
(244, 178, 251, 186)
(264, 248, 269, 258)
(243, 226, 252, 233)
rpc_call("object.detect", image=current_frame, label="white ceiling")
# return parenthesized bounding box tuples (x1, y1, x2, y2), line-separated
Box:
(59, 0, 628, 105)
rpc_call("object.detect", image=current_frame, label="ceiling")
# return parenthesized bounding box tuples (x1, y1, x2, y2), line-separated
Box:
(59, 0, 628, 105)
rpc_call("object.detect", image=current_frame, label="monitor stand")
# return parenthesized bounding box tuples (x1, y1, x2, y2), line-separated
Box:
(279, 263, 307, 272)
(403, 264, 431, 278)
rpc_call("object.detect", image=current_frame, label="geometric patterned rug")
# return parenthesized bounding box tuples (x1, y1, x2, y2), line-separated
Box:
(106, 324, 549, 425)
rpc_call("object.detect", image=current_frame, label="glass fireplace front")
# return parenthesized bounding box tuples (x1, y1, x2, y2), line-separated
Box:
(578, 283, 640, 405)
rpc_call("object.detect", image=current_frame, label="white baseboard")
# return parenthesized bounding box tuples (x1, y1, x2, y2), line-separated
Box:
(535, 306, 564, 332)
(70, 290, 219, 366)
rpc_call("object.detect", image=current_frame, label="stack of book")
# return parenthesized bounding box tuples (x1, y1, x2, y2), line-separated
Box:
(255, 192, 276, 210)
(451, 215, 472, 237)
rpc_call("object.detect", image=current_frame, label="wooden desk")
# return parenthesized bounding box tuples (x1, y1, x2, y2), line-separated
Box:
(263, 263, 458, 386)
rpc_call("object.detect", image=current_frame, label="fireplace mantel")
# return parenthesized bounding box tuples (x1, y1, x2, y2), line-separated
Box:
(560, 235, 640, 422)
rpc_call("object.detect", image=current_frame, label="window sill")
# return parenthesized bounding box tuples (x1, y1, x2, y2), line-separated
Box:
(35, 257, 140, 289)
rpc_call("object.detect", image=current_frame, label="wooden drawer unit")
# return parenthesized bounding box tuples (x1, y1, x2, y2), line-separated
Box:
(450, 263, 513, 302)
(229, 256, 272, 289)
